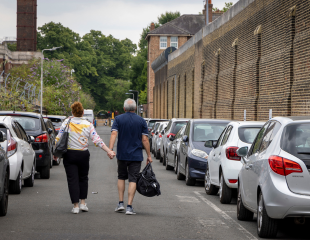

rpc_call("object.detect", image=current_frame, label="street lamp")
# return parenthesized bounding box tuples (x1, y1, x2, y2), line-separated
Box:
(41, 46, 62, 115)
(129, 90, 139, 115)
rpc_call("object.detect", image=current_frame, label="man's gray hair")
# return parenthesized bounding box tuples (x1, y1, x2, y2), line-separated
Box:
(124, 98, 137, 112)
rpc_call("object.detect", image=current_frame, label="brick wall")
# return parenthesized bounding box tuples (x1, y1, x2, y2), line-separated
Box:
(152, 0, 310, 121)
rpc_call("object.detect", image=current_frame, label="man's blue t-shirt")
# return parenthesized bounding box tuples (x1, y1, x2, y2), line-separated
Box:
(111, 112, 148, 161)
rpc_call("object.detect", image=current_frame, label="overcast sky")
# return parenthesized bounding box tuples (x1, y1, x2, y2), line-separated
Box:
(0, 0, 238, 46)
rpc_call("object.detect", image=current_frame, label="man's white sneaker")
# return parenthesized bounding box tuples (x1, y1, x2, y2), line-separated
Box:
(71, 207, 79, 214)
(80, 203, 88, 212)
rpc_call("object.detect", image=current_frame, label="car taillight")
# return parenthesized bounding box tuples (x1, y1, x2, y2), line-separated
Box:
(167, 133, 176, 138)
(152, 132, 154, 136)
(7, 137, 17, 157)
(35, 134, 48, 143)
(268, 155, 303, 176)
(226, 147, 241, 161)
(228, 179, 238, 184)
(159, 134, 162, 138)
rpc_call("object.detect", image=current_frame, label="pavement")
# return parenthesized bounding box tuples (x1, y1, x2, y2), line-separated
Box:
(1, 126, 310, 240)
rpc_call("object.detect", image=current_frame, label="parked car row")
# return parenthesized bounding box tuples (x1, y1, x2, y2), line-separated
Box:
(0, 111, 67, 217)
(147, 116, 310, 238)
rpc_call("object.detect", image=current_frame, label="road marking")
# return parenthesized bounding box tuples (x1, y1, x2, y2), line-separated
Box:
(176, 195, 200, 203)
(194, 191, 257, 240)
(199, 219, 228, 228)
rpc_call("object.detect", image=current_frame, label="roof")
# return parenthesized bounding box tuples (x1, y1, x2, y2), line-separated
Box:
(146, 15, 205, 39)
(191, 119, 231, 122)
(0, 111, 41, 118)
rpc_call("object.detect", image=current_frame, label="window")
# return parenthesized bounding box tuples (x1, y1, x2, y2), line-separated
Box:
(221, 126, 233, 146)
(171, 37, 178, 48)
(238, 127, 262, 144)
(259, 121, 281, 153)
(16, 122, 28, 141)
(13, 116, 40, 131)
(248, 122, 270, 156)
(160, 37, 167, 49)
(192, 122, 227, 142)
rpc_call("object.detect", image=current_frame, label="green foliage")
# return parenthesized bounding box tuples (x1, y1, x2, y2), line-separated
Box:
(105, 79, 131, 113)
(158, 11, 181, 25)
(213, 2, 233, 12)
(7, 43, 16, 51)
(37, 22, 136, 112)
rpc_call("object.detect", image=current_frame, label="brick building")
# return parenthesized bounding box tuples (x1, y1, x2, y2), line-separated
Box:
(145, 6, 212, 117)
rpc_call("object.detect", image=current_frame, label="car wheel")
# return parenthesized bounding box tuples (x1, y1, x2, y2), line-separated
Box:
(163, 151, 167, 166)
(205, 164, 218, 195)
(165, 154, 173, 170)
(160, 149, 164, 163)
(50, 150, 53, 169)
(0, 171, 9, 216)
(174, 155, 178, 174)
(237, 183, 253, 221)
(177, 159, 185, 180)
(40, 164, 50, 179)
(24, 162, 35, 187)
(156, 150, 160, 160)
(10, 166, 22, 194)
(185, 161, 196, 186)
(257, 192, 278, 238)
(219, 172, 232, 204)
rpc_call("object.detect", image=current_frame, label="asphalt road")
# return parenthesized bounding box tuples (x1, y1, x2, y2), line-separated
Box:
(1, 126, 310, 240)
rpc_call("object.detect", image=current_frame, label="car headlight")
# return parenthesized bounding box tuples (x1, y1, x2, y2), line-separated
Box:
(191, 149, 208, 159)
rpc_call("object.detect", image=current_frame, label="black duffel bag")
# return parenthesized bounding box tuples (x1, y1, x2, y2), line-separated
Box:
(136, 163, 161, 197)
(53, 118, 71, 158)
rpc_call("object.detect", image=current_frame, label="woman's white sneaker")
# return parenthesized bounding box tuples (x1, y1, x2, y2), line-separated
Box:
(80, 203, 88, 212)
(71, 207, 79, 214)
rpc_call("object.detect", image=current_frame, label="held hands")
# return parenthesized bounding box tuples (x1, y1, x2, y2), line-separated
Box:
(108, 150, 116, 159)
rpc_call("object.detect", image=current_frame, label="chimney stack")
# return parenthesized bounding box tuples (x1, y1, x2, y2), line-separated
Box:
(204, 0, 213, 25)
(17, 0, 37, 51)
(150, 22, 155, 31)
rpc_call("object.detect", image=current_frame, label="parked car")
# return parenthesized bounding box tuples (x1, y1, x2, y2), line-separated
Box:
(147, 119, 167, 150)
(44, 118, 60, 165)
(153, 122, 168, 159)
(0, 130, 10, 216)
(205, 121, 264, 204)
(151, 122, 164, 154)
(45, 115, 66, 134)
(0, 117, 36, 194)
(161, 118, 190, 165)
(84, 109, 94, 124)
(166, 125, 186, 173)
(0, 112, 54, 179)
(236, 116, 310, 238)
(177, 119, 230, 186)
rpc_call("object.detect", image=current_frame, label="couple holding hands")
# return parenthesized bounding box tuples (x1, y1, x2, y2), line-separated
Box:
(56, 99, 152, 215)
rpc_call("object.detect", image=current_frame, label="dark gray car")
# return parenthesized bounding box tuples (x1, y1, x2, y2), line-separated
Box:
(0, 130, 10, 216)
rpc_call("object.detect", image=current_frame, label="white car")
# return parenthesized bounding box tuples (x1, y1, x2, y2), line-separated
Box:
(0, 116, 36, 194)
(205, 121, 264, 204)
(154, 122, 168, 159)
(84, 109, 94, 125)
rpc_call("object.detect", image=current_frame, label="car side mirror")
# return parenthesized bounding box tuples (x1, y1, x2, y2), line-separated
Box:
(155, 131, 159, 135)
(169, 135, 175, 141)
(48, 128, 53, 134)
(182, 135, 188, 142)
(236, 146, 248, 157)
(28, 135, 35, 143)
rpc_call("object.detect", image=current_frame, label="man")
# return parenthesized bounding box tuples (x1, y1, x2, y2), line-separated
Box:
(109, 98, 152, 215)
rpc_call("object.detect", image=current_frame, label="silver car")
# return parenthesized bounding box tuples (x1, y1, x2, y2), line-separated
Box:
(154, 122, 168, 159)
(237, 116, 310, 238)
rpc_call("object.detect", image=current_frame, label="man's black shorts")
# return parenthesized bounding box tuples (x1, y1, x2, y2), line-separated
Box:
(117, 160, 142, 183)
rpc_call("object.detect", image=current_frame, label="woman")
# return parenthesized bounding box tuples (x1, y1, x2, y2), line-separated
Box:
(56, 102, 115, 214)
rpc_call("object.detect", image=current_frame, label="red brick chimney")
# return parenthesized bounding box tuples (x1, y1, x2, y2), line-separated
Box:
(17, 0, 37, 51)
(150, 22, 155, 31)
(203, 0, 213, 25)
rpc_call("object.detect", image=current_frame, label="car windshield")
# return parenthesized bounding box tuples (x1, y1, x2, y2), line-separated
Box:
(13, 116, 40, 131)
(171, 122, 187, 134)
(192, 123, 227, 142)
(238, 127, 261, 144)
(281, 123, 310, 160)
(49, 118, 63, 127)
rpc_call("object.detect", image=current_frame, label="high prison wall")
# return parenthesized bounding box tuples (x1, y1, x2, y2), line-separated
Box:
(152, 0, 310, 121)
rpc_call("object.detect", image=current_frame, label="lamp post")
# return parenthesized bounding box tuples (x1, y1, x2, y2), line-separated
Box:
(129, 90, 139, 115)
(41, 46, 62, 115)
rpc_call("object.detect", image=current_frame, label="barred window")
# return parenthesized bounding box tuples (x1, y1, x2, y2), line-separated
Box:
(171, 37, 178, 48)
(160, 37, 167, 49)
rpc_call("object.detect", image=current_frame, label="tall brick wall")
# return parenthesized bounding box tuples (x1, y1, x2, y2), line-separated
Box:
(153, 0, 310, 121)
(17, 0, 37, 51)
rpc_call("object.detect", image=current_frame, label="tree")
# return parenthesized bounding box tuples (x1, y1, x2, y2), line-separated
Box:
(213, 2, 233, 12)
(158, 11, 181, 25)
